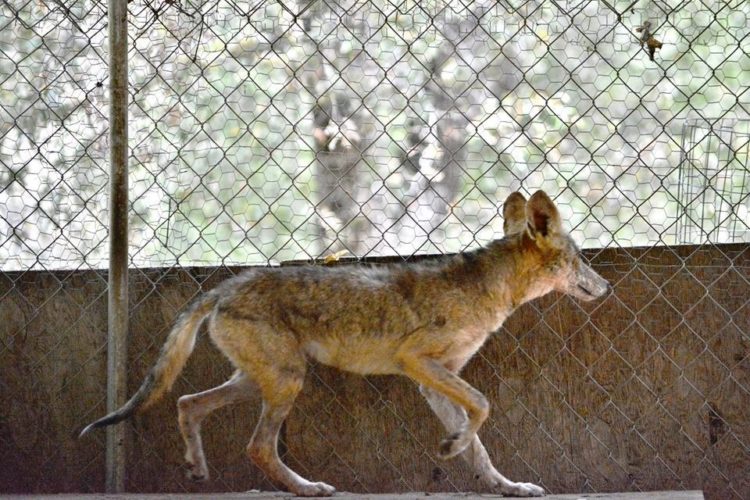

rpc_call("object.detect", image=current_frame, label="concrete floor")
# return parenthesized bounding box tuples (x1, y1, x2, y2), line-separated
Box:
(0, 490, 704, 499)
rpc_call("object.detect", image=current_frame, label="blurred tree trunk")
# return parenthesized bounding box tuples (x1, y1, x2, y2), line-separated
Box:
(393, 50, 468, 253)
(297, 2, 476, 258)
(309, 87, 369, 256)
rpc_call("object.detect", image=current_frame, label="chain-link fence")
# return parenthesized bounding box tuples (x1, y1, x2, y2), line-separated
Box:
(1, 0, 749, 498)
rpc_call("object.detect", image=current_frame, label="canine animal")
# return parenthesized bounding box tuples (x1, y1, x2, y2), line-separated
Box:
(80, 190, 610, 497)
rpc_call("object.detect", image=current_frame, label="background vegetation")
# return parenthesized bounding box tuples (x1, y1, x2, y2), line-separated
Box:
(1, 0, 748, 270)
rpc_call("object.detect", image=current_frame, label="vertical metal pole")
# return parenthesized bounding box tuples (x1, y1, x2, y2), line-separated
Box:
(107, 0, 129, 492)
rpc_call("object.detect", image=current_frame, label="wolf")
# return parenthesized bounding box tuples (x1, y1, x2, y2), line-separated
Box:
(80, 190, 610, 497)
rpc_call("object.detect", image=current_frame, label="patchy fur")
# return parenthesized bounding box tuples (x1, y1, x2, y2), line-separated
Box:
(80, 190, 610, 497)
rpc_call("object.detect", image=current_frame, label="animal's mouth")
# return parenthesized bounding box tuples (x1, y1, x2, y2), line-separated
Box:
(577, 282, 612, 301)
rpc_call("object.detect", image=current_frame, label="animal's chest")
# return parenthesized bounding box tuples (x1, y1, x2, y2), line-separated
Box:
(442, 328, 492, 364)
(442, 311, 509, 364)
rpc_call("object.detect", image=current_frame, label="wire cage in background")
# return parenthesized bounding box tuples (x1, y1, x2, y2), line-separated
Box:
(676, 117, 750, 245)
(0, 0, 749, 498)
(2, 0, 749, 271)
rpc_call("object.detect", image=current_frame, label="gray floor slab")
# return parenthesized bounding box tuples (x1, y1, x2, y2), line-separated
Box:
(0, 490, 704, 500)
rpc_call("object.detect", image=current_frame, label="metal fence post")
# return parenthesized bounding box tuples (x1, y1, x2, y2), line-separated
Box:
(106, 0, 129, 492)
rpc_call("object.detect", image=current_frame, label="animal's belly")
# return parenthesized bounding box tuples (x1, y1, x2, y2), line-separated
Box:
(302, 338, 400, 375)
(301, 314, 505, 375)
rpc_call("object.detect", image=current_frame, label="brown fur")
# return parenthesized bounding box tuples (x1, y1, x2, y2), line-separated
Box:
(80, 190, 610, 497)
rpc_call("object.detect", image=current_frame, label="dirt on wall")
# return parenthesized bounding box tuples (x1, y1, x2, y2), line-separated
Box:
(0, 244, 748, 499)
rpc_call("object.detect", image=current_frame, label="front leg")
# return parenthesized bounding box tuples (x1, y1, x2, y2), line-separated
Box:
(420, 385, 545, 497)
(397, 354, 490, 458)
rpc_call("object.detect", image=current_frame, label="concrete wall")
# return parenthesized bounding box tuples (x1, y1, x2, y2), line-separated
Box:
(1, 244, 748, 498)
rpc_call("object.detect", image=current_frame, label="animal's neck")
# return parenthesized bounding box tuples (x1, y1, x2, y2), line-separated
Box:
(447, 235, 548, 312)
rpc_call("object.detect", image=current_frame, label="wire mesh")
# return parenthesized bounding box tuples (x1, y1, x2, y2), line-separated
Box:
(0, 0, 749, 498)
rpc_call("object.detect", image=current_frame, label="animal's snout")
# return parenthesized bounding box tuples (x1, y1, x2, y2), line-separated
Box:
(594, 278, 612, 298)
(579, 268, 612, 301)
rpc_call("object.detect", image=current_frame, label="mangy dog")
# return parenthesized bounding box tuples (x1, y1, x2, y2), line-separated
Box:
(81, 190, 610, 497)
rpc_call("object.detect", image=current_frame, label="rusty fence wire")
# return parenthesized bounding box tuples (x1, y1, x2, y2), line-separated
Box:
(1, 0, 749, 498)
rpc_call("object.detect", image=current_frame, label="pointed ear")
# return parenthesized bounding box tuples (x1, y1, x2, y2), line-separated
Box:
(503, 192, 527, 235)
(526, 190, 561, 238)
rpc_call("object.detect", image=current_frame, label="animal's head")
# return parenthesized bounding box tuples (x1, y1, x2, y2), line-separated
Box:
(503, 190, 611, 302)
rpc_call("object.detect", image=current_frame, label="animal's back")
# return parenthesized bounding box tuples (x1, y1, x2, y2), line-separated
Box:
(209, 265, 423, 373)
(209, 252, 511, 375)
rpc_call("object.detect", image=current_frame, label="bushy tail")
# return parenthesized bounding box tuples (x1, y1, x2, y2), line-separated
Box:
(79, 292, 218, 437)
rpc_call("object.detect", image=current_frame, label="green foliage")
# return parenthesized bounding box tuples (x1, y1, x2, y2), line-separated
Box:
(1, 0, 749, 270)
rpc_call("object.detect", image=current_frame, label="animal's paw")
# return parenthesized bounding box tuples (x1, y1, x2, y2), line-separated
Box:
(183, 459, 209, 482)
(499, 481, 545, 497)
(481, 471, 544, 497)
(438, 431, 472, 459)
(292, 480, 336, 497)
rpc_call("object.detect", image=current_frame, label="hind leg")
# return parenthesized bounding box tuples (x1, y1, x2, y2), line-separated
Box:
(244, 357, 335, 497)
(177, 370, 255, 481)
(212, 318, 335, 496)
(248, 393, 335, 496)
